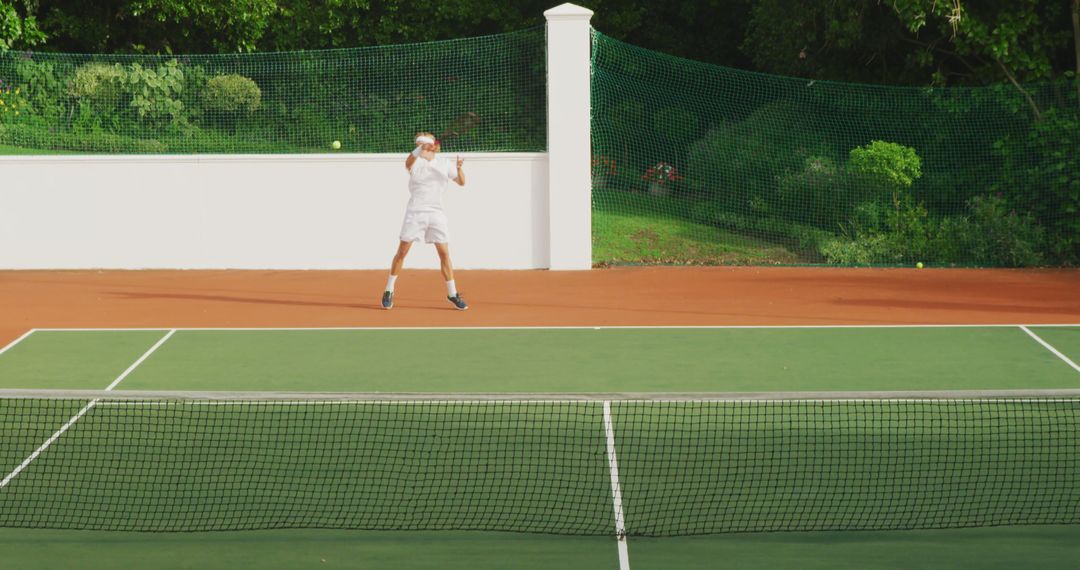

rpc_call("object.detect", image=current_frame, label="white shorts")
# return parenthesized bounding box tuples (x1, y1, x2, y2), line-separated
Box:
(399, 210, 450, 244)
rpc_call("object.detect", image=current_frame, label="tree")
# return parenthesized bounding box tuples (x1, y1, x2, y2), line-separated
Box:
(0, 0, 46, 51)
(123, 0, 277, 53)
(742, 0, 927, 84)
(1073, 0, 1080, 104)
(888, 0, 1074, 117)
(33, 0, 274, 53)
(744, 0, 1075, 88)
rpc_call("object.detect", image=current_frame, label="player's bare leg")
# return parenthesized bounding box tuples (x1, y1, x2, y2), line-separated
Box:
(391, 240, 412, 276)
(436, 242, 467, 310)
(383, 240, 413, 309)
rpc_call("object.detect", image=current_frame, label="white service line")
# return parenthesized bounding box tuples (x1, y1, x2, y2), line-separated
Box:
(0, 329, 176, 489)
(0, 329, 36, 357)
(603, 401, 631, 570)
(1020, 326, 1080, 374)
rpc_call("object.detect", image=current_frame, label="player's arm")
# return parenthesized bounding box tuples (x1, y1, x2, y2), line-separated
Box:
(454, 156, 465, 186)
(406, 134, 435, 171)
(405, 145, 421, 171)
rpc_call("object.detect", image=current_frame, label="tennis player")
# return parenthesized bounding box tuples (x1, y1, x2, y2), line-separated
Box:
(382, 132, 468, 310)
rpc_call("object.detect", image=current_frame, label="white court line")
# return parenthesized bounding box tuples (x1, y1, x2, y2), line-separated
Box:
(603, 401, 631, 570)
(1020, 326, 1080, 374)
(0, 329, 36, 357)
(0, 329, 176, 489)
(104, 329, 177, 391)
(90, 397, 1080, 407)
(0, 400, 97, 488)
(26, 324, 1080, 332)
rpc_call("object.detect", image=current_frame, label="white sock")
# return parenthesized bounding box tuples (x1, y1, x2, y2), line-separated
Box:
(385, 275, 397, 292)
(446, 280, 457, 297)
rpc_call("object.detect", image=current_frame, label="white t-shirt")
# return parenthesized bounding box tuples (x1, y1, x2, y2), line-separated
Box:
(406, 156, 458, 212)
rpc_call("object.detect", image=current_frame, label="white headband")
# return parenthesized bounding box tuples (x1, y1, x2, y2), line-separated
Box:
(415, 135, 435, 145)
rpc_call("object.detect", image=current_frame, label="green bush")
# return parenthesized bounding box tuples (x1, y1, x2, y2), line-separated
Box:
(203, 74, 261, 115)
(685, 100, 833, 210)
(823, 194, 1047, 267)
(5, 57, 66, 121)
(0, 122, 167, 153)
(179, 64, 209, 124)
(776, 155, 844, 228)
(994, 108, 1080, 264)
(847, 140, 922, 202)
(821, 193, 934, 265)
(67, 63, 125, 113)
(0, 79, 29, 123)
(936, 195, 1045, 267)
(123, 60, 186, 128)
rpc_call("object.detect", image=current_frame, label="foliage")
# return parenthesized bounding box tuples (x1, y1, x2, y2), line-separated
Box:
(34, 0, 277, 54)
(685, 100, 831, 212)
(821, 192, 933, 265)
(3, 55, 65, 120)
(775, 155, 846, 228)
(936, 195, 1045, 267)
(848, 140, 921, 189)
(823, 194, 1047, 267)
(0, 1, 45, 51)
(888, 0, 1068, 84)
(122, 60, 186, 127)
(993, 107, 1080, 264)
(847, 140, 922, 200)
(744, 0, 1075, 86)
(67, 63, 126, 113)
(124, 0, 278, 53)
(0, 121, 168, 152)
(0, 75, 26, 121)
(13, 0, 754, 76)
(65, 59, 190, 128)
(203, 74, 261, 116)
(742, 0, 923, 84)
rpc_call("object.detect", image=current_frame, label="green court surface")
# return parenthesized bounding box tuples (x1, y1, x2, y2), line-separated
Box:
(0, 331, 172, 390)
(1, 526, 1079, 570)
(1, 326, 1078, 392)
(0, 325, 1077, 569)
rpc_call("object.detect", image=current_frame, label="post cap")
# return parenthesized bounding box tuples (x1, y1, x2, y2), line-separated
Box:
(544, 3, 594, 21)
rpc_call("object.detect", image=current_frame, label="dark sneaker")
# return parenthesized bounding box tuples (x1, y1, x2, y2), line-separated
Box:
(447, 294, 468, 310)
(381, 290, 393, 309)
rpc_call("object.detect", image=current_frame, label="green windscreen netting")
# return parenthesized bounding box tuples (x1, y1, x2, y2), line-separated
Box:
(0, 28, 545, 154)
(591, 31, 1080, 267)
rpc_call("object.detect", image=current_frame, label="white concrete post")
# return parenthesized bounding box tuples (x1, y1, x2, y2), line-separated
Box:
(544, 3, 594, 270)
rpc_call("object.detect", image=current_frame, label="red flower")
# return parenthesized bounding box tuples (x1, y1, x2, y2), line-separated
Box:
(642, 162, 683, 185)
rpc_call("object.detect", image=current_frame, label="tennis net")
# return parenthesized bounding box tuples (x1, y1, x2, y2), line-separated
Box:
(0, 390, 1077, 534)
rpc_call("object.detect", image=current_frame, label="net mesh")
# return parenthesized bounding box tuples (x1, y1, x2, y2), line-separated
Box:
(0, 28, 545, 154)
(590, 31, 1080, 267)
(0, 391, 1077, 535)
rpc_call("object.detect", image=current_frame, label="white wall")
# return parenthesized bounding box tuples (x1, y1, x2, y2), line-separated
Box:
(0, 4, 598, 271)
(0, 153, 549, 269)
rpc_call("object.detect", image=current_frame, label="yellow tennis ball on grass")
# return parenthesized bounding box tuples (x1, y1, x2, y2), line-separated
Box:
(916, 262, 924, 269)
(331, 140, 341, 150)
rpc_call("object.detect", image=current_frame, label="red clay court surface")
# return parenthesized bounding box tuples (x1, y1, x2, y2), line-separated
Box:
(1, 267, 1078, 346)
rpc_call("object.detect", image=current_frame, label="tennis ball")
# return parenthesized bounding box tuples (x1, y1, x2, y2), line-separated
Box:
(916, 262, 924, 269)
(331, 140, 341, 150)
